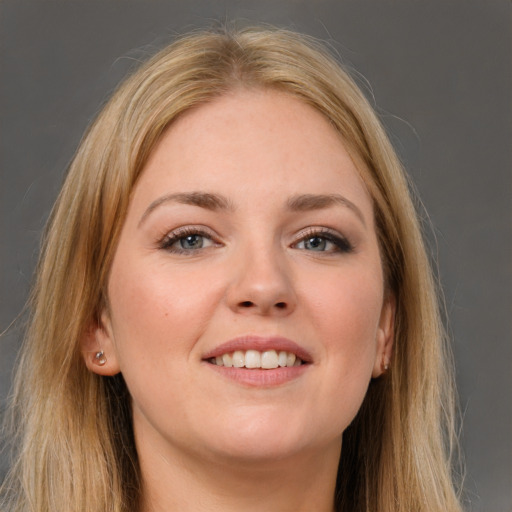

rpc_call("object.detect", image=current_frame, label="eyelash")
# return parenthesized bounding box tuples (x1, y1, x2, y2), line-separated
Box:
(159, 226, 219, 254)
(158, 226, 353, 255)
(293, 227, 354, 254)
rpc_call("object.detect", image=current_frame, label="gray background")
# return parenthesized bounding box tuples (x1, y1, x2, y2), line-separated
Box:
(0, 1, 510, 511)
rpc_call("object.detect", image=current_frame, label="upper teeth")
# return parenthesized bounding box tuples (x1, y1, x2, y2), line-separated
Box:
(212, 350, 302, 369)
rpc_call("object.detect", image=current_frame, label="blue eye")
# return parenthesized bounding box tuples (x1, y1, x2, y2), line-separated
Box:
(179, 234, 206, 250)
(295, 230, 352, 253)
(302, 236, 329, 251)
(160, 228, 216, 254)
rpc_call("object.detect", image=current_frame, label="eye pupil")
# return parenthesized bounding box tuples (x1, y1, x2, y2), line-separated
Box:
(180, 234, 203, 249)
(305, 236, 327, 251)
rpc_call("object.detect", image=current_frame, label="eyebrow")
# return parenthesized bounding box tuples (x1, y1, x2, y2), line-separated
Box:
(139, 192, 233, 226)
(286, 194, 366, 226)
(139, 191, 366, 227)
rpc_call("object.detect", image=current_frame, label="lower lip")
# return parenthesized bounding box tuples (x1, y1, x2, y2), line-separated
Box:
(204, 362, 309, 387)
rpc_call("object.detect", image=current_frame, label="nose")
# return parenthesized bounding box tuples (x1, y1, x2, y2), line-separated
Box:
(226, 246, 297, 317)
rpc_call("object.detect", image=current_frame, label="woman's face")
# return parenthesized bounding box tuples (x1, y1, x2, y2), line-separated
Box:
(85, 88, 394, 466)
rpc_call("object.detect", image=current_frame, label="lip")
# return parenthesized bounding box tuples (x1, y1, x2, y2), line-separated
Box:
(202, 335, 313, 363)
(202, 335, 313, 388)
(205, 365, 309, 387)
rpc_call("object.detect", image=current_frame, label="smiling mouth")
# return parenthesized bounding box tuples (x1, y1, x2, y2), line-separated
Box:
(208, 349, 305, 369)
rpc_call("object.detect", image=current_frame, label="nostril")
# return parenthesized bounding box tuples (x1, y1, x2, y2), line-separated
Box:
(235, 300, 290, 312)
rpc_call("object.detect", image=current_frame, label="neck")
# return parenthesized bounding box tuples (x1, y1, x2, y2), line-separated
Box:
(137, 435, 340, 512)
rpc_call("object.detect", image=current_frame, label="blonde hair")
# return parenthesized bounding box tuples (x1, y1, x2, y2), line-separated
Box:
(1, 27, 462, 512)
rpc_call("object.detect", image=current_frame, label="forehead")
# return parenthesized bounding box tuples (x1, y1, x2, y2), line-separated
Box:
(132, 88, 373, 215)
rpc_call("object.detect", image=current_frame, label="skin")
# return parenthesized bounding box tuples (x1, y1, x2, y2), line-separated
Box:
(82, 88, 394, 512)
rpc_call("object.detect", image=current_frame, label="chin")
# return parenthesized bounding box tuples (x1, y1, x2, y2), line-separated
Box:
(196, 413, 336, 465)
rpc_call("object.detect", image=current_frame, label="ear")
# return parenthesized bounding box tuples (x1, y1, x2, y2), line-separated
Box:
(80, 310, 121, 376)
(372, 293, 395, 378)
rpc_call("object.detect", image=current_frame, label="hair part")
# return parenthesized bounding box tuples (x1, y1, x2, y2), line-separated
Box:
(1, 26, 462, 512)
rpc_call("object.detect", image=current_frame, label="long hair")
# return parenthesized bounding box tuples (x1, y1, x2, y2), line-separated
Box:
(1, 27, 462, 512)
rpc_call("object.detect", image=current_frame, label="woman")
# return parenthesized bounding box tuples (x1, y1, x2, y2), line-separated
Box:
(1, 27, 462, 511)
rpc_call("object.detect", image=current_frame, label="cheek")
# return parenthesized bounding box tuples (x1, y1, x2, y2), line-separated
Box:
(300, 263, 384, 416)
(302, 260, 384, 345)
(105, 258, 225, 431)
(107, 257, 222, 363)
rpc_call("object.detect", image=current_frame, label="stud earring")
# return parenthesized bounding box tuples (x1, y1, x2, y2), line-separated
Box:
(94, 350, 107, 366)
(381, 358, 390, 373)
